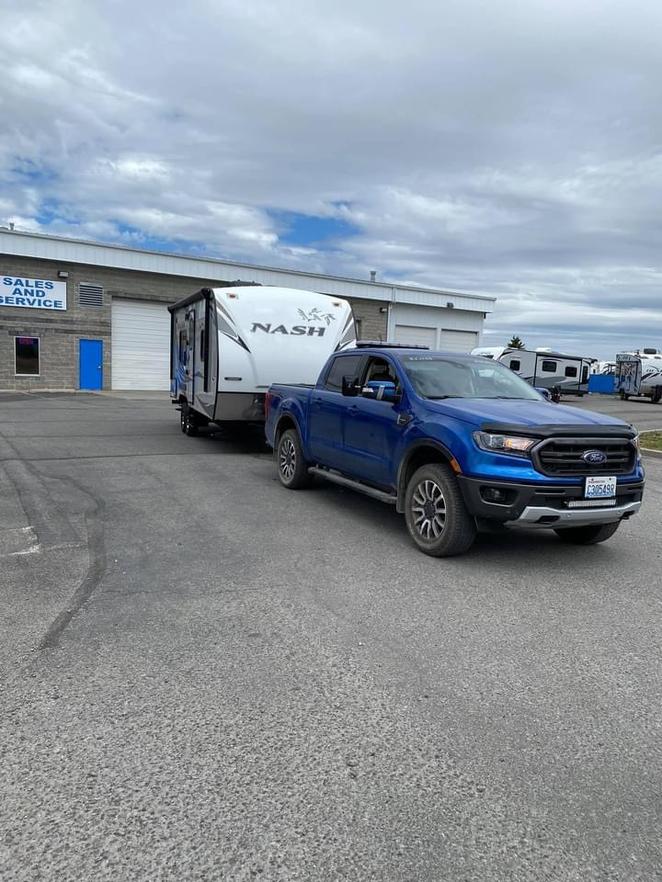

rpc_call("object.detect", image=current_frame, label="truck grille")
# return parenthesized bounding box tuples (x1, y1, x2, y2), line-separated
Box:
(534, 438, 636, 476)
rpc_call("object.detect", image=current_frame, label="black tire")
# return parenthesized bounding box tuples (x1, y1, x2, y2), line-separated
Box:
(554, 522, 620, 545)
(276, 428, 311, 489)
(620, 392, 629, 401)
(180, 402, 198, 437)
(652, 388, 662, 404)
(404, 463, 477, 557)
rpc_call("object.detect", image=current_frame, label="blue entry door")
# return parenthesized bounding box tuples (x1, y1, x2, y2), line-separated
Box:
(79, 339, 103, 390)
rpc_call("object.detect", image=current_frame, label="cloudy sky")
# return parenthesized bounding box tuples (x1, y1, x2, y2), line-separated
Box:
(2, 0, 662, 357)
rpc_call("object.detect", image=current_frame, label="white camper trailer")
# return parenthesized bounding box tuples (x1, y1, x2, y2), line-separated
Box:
(615, 349, 662, 402)
(169, 286, 356, 432)
(471, 346, 594, 395)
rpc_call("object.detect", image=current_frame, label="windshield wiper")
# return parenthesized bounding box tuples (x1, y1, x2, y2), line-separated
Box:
(426, 394, 463, 399)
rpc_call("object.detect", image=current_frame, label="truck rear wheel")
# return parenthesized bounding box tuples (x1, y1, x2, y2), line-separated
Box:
(554, 522, 620, 545)
(276, 429, 311, 489)
(404, 463, 477, 557)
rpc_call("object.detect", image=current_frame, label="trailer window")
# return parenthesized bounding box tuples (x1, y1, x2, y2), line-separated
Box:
(509, 359, 521, 371)
(324, 355, 364, 391)
(541, 360, 557, 372)
(564, 366, 577, 378)
(15, 337, 40, 376)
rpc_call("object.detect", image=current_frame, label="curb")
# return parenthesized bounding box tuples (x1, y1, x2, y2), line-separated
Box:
(641, 447, 662, 458)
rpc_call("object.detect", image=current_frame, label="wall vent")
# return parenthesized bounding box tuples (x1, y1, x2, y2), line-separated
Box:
(78, 283, 104, 308)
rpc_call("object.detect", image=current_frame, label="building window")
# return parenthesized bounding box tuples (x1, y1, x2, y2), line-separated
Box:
(15, 337, 40, 376)
(78, 283, 104, 308)
(509, 359, 521, 371)
(541, 360, 558, 373)
(564, 366, 578, 378)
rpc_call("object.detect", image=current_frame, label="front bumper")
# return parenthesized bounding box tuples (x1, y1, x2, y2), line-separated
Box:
(457, 475, 644, 528)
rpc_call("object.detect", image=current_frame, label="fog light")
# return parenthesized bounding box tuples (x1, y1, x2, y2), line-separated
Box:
(482, 487, 508, 504)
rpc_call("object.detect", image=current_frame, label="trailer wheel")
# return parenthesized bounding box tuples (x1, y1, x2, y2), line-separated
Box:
(276, 429, 311, 489)
(180, 402, 199, 437)
(620, 391, 629, 401)
(653, 388, 662, 404)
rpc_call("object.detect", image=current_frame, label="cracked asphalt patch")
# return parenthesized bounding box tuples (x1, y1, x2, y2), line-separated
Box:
(0, 392, 661, 881)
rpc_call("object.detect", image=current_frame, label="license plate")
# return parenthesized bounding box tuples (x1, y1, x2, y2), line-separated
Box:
(585, 475, 616, 499)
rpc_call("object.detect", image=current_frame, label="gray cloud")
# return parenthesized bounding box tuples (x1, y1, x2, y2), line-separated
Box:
(2, 0, 662, 357)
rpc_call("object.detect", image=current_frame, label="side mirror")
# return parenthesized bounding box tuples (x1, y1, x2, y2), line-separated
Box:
(341, 376, 360, 397)
(535, 386, 551, 401)
(361, 380, 400, 403)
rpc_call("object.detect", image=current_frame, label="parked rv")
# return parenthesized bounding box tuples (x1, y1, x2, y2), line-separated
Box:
(169, 286, 355, 433)
(615, 349, 662, 402)
(471, 347, 594, 395)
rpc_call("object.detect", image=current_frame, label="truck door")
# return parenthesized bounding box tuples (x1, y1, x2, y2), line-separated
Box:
(308, 353, 364, 469)
(341, 356, 405, 488)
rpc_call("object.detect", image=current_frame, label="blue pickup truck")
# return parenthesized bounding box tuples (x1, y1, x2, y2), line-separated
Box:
(265, 344, 644, 556)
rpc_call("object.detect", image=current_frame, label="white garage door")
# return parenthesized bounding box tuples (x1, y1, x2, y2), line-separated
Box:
(393, 324, 438, 348)
(111, 299, 171, 390)
(440, 329, 478, 352)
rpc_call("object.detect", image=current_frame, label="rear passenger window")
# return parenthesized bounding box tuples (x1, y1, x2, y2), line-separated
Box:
(564, 366, 577, 378)
(541, 360, 558, 372)
(324, 355, 364, 391)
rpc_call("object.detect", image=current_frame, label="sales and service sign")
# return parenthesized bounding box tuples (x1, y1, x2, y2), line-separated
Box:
(0, 275, 67, 311)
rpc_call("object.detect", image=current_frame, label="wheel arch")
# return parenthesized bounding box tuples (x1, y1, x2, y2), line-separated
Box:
(274, 413, 303, 447)
(396, 441, 459, 513)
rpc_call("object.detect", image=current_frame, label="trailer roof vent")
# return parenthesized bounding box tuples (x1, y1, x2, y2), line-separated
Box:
(78, 283, 104, 308)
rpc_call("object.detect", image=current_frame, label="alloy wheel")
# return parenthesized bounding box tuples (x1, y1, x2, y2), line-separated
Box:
(411, 479, 447, 540)
(279, 437, 296, 481)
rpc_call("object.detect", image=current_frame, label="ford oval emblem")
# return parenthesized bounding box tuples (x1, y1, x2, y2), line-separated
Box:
(582, 449, 607, 465)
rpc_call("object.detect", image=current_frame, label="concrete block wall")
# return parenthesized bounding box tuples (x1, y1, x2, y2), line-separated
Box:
(345, 297, 388, 342)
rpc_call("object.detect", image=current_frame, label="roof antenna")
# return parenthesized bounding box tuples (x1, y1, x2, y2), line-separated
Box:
(369, 270, 376, 282)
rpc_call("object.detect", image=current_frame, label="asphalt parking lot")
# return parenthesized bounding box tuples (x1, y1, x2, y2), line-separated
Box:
(1, 392, 661, 881)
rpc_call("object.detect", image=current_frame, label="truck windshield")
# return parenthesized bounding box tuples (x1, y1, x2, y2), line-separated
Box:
(402, 356, 542, 400)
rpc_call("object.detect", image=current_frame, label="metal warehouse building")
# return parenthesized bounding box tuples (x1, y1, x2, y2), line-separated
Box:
(0, 228, 495, 392)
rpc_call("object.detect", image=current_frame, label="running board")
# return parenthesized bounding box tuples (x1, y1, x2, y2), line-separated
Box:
(308, 467, 397, 505)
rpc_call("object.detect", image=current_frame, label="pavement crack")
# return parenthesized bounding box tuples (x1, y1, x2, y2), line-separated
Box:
(38, 474, 107, 650)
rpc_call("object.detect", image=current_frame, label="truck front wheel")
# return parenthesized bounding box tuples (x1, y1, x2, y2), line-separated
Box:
(404, 464, 477, 557)
(276, 429, 312, 489)
(554, 522, 620, 545)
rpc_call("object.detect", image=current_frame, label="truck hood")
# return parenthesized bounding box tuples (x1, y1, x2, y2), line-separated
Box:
(426, 398, 631, 430)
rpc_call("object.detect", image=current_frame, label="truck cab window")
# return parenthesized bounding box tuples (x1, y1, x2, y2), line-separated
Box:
(324, 355, 364, 391)
(363, 357, 400, 389)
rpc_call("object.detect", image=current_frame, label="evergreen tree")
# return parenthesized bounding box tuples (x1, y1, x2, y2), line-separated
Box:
(507, 335, 525, 350)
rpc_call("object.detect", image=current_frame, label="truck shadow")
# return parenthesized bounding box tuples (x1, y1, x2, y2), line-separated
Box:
(310, 478, 630, 568)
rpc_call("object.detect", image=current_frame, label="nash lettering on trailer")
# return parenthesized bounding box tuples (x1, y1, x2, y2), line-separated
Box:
(250, 323, 326, 337)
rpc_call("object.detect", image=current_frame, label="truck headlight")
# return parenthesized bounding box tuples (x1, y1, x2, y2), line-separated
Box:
(473, 431, 536, 456)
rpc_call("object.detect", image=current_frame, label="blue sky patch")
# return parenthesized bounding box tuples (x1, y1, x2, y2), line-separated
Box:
(269, 211, 360, 247)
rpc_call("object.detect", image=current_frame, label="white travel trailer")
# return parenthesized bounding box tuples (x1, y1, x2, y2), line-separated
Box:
(169, 285, 356, 432)
(615, 349, 662, 402)
(471, 346, 594, 395)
